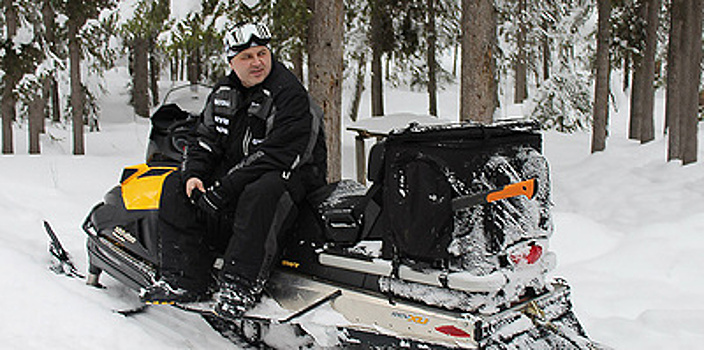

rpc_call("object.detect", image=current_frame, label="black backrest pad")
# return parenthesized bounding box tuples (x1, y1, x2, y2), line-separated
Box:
(367, 141, 386, 183)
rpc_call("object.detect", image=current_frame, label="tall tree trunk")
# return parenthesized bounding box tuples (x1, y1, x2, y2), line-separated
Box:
(187, 47, 199, 85)
(149, 47, 160, 107)
(133, 37, 150, 118)
(50, 78, 61, 122)
(460, 0, 498, 123)
(679, 0, 702, 164)
(629, 54, 644, 139)
(623, 53, 631, 92)
(371, 48, 384, 117)
(666, 0, 684, 160)
(1, 85, 15, 154)
(170, 57, 177, 81)
(452, 43, 459, 76)
(640, 0, 660, 143)
(41, 78, 50, 131)
(292, 47, 304, 83)
(307, 0, 344, 182)
(514, 0, 528, 103)
(426, 0, 438, 116)
(592, 0, 612, 153)
(2, 0, 18, 154)
(370, 4, 385, 117)
(629, 0, 660, 143)
(42, 0, 60, 125)
(541, 18, 550, 82)
(179, 53, 185, 81)
(348, 54, 366, 122)
(29, 92, 44, 154)
(68, 21, 85, 155)
(666, 0, 701, 164)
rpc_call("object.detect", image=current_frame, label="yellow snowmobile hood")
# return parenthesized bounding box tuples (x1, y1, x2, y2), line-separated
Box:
(120, 164, 177, 210)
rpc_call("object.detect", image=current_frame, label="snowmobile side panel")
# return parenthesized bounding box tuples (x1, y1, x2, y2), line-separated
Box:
(86, 234, 156, 290)
(120, 164, 177, 210)
(266, 271, 479, 349)
(266, 272, 597, 349)
(84, 200, 159, 267)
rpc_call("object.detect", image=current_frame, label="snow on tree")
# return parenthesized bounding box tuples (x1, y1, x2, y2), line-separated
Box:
(528, 1, 595, 133)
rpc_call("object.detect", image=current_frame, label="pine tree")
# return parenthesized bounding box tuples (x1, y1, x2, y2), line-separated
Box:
(20, 2, 49, 155)
(1, 0, 45, 154)
(270, 0, 309, 81)
(529, 0, 595, 132)
(123, 0, 171, 118)
(41, 0, 62, 124)
(55, 0, 118, 154)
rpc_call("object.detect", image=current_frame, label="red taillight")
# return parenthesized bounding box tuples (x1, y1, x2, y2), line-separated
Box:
(435, 325, 471, 338)
(509, 243, 543, 265)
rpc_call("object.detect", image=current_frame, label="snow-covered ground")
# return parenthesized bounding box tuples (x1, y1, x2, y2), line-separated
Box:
(1, 66, 703, 349)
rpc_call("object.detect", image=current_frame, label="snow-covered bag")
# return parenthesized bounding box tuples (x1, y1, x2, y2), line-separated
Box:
(377, 121, 555, 311)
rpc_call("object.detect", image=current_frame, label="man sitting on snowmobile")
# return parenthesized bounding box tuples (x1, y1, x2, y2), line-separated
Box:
(139, 22, 327, 319)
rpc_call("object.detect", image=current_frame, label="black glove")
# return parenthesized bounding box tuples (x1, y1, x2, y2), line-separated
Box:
(190, 184, 227, 217)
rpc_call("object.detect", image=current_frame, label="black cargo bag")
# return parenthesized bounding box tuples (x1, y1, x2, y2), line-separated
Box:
(380, 122, 543, 263)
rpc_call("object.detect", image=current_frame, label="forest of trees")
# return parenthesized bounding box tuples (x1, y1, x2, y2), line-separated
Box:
(0, 0, 702, 177)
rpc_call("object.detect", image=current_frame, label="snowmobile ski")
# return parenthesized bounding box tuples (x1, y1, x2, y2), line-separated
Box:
(114, 304, 151, 316)
(44, 220, 84, 278)
(172, 300, 218, 316)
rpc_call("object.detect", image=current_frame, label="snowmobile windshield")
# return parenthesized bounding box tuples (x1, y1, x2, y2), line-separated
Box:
(158, 83, 212, 115)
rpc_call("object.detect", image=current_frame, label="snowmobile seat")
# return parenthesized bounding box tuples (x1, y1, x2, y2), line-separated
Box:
(310, 180, 380, 246)
(291, 141, 386, 247)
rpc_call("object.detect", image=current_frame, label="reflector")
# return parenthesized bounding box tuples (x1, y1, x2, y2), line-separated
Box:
(509, 243, 543, 265)
(435, 325, 471, 338)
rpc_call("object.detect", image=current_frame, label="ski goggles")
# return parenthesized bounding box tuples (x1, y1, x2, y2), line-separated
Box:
(225, 23, 272, 59)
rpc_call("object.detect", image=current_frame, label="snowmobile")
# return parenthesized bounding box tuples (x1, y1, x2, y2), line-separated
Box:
(71, 85, 605, 349)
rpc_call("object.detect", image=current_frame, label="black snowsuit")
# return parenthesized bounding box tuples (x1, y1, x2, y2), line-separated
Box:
(158, 60, 327, 293)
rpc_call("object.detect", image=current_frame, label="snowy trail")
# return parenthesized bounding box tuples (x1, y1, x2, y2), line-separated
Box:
(546, 129, 704, 349)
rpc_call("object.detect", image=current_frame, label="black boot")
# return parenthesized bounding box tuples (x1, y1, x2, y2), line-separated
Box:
(213, 276, 262, 319)
(140, 278, 209, 304)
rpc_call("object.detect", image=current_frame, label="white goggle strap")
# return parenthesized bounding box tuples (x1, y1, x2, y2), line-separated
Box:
(232, 23, 270, 47)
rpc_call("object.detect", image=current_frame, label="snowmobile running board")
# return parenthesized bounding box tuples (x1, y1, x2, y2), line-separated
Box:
(171, 289, 343, 324)
(319, 252, 507, 293)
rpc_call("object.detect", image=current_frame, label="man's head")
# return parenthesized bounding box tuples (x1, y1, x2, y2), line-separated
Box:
(224, 23, 273, 88)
